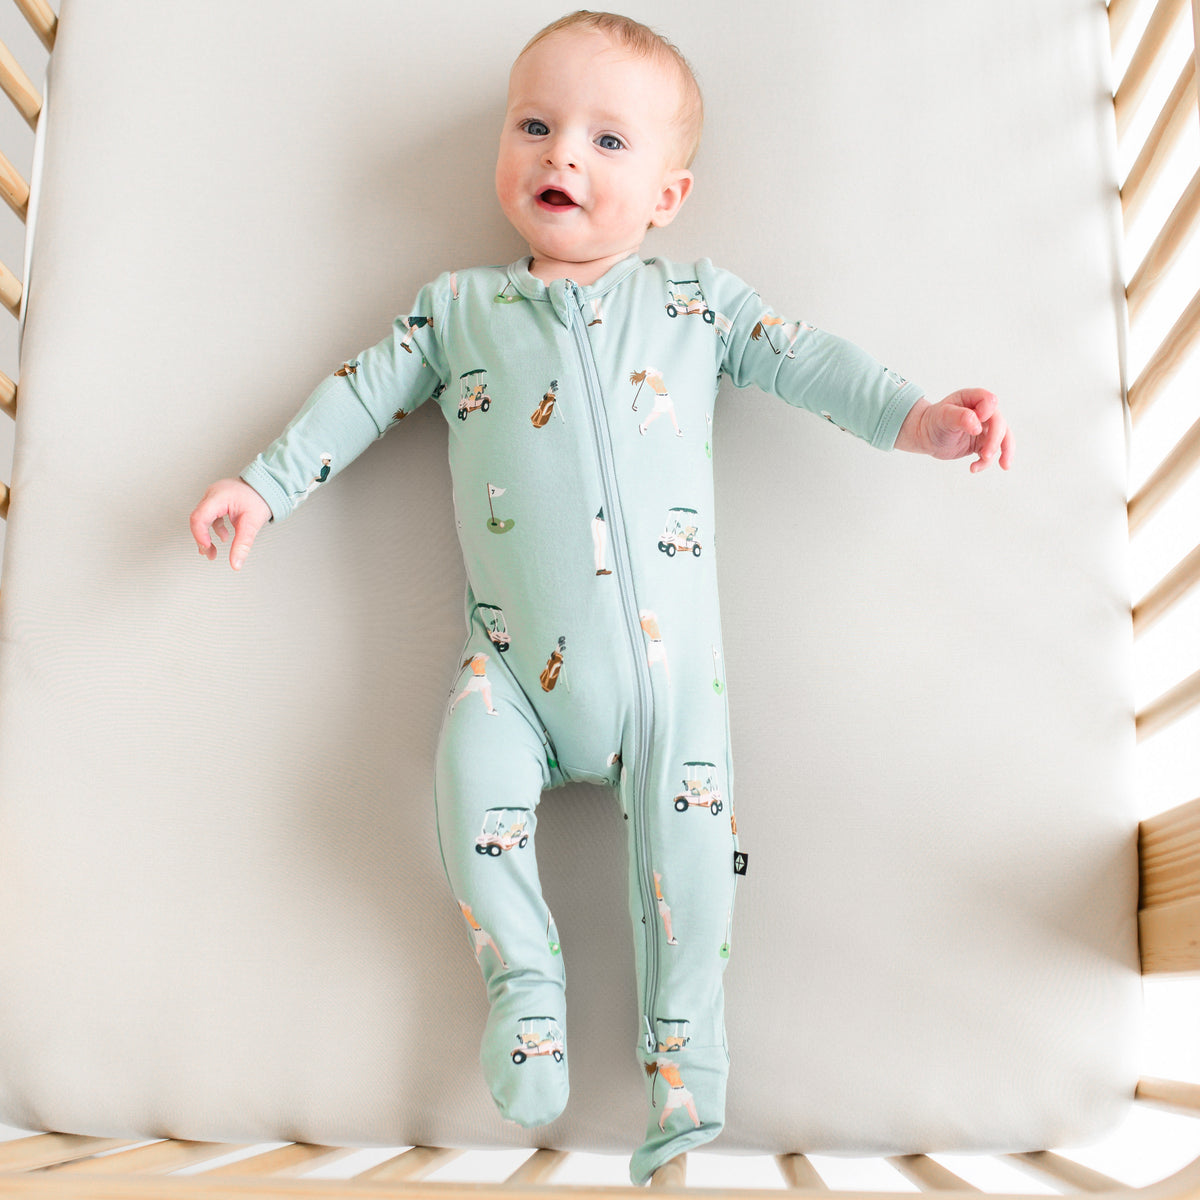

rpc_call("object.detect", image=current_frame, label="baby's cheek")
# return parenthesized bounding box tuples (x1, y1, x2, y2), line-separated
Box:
(494, 160, 520, 212)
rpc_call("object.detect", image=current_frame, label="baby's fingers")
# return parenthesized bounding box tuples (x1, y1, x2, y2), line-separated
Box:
(189, 497, 223, 554)
(229, 511, 268, 571)
(998, 424, 1014, 470)
(948, 405, 982, 438)
(970, 409, 1010, 473)
(954, 388, 998, 424)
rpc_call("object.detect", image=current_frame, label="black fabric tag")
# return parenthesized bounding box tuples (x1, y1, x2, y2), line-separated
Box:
(733, 850, 748, 876)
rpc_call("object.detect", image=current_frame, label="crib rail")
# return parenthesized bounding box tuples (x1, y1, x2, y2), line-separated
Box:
(1116, 0, 1200, 750)
(1113, 1, 1200, 1189)
(1139, 796, 1200, 971)
(0, 0, 45, 519)
(0, 1126, 1197, 1200)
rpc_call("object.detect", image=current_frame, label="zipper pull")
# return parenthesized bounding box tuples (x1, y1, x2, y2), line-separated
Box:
(558, 279, 580, 327)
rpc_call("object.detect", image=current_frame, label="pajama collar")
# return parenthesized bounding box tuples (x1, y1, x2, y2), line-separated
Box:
(504, 252, 645, 327)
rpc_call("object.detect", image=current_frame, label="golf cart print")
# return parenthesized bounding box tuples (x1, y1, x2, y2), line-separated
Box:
(674, 762, 723, 815)
(511, 1016, 565, 1065)
(655, 1017, 691, 1053)
(473, 603, 510, 652)
(475, 807, 531, 856)
(658, 507, 703, 557)
(665, 279, 715, 324)
(458, 369, 491, 420)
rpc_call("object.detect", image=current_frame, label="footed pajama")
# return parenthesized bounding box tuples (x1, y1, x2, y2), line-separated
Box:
(241, 253, 922, 1184)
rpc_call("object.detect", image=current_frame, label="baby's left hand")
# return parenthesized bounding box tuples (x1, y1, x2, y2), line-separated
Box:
(898, 389, 1013, 473)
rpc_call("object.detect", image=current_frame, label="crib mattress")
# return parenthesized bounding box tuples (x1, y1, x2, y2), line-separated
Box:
(0, 0, 1140, 1160)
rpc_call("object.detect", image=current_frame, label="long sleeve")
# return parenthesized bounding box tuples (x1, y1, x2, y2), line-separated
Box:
(697, 259, 924, 450)
(240, 273, 453, 522)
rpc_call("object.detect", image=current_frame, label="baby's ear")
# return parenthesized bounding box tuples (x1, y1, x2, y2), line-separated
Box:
(651, 168, 694, 228)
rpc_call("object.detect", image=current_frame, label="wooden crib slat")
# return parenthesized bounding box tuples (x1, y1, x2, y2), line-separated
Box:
(1140, 797, 1200, 907)
(1116, 0, 1190, 137)
(1005, 1151, 1124, 1192)
(1137, 665, 1200, 740)
(650, 1153, 686, 1189)
(1140, 893, 1200, 971)
(1110, 0, 1149, 53)
(0, 37, 39, 130)
(0, 256, 21, 319)
(200, 1144, 357, 1178)
(10, 0, 57, 54)
(1139, 798, 1200, 972)
(504, 1149, 568, 1186)
(1127, 283, 1200, 422)
(0, 1134, 137, 1172)
(1127, 165, 1200, 321)
(1121, 56, 1196, 227)
(0, 144, 29, 222)
(352, 1145, 463, 1183)
(888, 1155, 981, 1193)
(0, 368, 14, 419)
(1138, 1077, 1200, 1115)
(46, 1139, 248, 1175)
(1128, 412, 1200, 531)
(1194, 0, 1200, 112)
(776, 1153, 828, 1190)
(1133, 540, 1200, 635)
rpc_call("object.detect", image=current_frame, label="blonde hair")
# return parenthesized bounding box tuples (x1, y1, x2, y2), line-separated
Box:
(516, 10, 704, 168)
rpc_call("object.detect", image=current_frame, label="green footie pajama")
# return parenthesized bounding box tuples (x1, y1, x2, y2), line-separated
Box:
(241, 253, 922, 1185)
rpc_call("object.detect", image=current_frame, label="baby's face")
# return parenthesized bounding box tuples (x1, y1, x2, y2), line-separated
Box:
(495, 29, 692, 283)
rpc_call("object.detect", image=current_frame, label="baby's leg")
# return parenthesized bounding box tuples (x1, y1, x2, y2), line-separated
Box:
(434, 660, 568, 1128)
(621, 728, 740, 1184)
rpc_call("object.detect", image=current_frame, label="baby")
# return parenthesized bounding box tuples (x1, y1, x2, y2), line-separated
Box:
(190, 10, 1012, 1185)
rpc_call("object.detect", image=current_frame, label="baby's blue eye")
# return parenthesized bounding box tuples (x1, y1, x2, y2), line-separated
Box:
(597, 134, 624, 151)
(523, 120, 549, 136)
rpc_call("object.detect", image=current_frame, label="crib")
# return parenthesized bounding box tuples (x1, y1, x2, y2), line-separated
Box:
(0, 0, 1197, 1195)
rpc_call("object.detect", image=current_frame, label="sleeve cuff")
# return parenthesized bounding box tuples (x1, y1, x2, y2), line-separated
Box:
(871, 381, 925, 450)
(240, 459, 292, 523)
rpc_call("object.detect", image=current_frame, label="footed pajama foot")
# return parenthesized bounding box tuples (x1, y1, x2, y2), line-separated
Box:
(629, 1045, 728, 1186)
(480, 989, 569, 1127)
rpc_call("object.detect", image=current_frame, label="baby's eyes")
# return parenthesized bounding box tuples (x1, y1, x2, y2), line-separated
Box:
(518, 120, 625, 151)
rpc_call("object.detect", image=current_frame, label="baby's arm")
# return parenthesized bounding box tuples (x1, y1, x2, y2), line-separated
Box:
(188, 272, 452, 571)
(893, 389, 1013, 472)
(190, 477, 272, 571)
(700, 262, 1013, 469)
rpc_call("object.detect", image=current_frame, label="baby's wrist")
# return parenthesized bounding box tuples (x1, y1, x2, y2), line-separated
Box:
(894, 397, 931, 453)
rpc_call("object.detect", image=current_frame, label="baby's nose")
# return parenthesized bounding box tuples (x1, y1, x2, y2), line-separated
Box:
(542, 139, 579, 170)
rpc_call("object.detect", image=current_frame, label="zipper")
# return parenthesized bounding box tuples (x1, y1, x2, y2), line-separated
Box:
(565, 280, 660, 1056)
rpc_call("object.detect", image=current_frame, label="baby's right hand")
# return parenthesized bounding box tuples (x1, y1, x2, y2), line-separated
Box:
(189, 478, 271, 571)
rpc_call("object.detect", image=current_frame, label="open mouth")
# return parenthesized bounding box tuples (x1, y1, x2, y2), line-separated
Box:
(538, 188, 578, 209)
